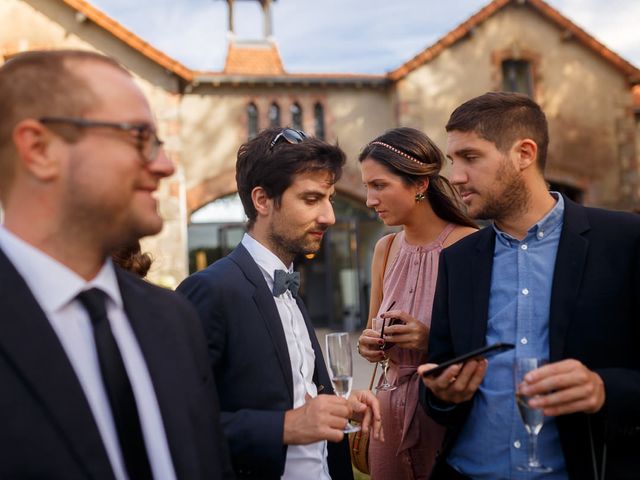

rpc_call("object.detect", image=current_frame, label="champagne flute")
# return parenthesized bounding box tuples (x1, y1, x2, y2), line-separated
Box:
(375, 314, 397, 392)
(325, 332, 360, 433)
(514, 357, 552, 473)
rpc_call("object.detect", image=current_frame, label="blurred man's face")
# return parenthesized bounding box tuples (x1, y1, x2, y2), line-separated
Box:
(60, 61, 175, 249)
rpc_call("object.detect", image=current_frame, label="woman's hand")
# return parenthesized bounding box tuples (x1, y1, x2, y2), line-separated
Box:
(358, 328, 386, 363)
(380, 310, 429, 351)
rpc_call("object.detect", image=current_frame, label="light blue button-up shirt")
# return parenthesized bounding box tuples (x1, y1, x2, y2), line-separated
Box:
(447, 193, 569, 479)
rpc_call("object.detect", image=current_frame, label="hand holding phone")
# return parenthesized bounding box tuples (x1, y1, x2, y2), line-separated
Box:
(421, 342, 515, 378)
(379, 317, 405, 350)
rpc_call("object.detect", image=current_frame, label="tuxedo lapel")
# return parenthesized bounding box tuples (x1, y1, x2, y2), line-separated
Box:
(229, 245, 294, 403)
(469, 228, 495, 350)
(0, 249, 114, 478)
(548, 198, 590, 361)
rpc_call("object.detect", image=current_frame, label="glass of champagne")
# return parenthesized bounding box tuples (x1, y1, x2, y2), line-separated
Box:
(325, 332, 360, 433)
(514, 357, 552, 473)
(375, 317, 397, 392)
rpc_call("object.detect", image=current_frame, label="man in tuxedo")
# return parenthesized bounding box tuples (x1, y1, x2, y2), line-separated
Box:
(0, 50, 233, 479)
(177, 127, 383, 480)
(418, 92, 640, 479)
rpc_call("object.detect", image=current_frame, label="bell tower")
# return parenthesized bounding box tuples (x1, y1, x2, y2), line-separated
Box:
(225, 0, 275, 41)
(221, 0, 284, 75)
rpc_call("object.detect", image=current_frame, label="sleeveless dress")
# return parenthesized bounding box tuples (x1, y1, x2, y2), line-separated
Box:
(368, 225, 454, 480)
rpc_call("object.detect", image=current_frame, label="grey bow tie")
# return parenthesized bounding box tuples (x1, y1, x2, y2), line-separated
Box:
(273, 269, 300, 297)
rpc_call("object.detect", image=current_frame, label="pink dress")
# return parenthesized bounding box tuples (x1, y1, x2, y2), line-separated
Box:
(368, 225, 453, 480)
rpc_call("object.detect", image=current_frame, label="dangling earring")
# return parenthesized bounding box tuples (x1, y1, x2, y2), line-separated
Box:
(415, 192, 426, 203)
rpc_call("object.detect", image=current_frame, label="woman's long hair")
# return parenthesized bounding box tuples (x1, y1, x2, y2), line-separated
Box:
(359, 127, 476, 229)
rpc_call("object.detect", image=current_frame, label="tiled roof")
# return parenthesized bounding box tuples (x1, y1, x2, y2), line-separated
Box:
(61, 0, 193, 81)
(389, 0, 640, 81)
(223, 41, 285, 75)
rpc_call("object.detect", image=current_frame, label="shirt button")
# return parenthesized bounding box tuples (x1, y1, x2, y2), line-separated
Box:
(537, 231, 544, 239)
(522, 288, 529, 295)
(520, 337, 528, 345)
(521, 244, 528, 250)
(414, 261, 419, 265)
(514, 440, 521, 449)
(409, 288, 414, 293)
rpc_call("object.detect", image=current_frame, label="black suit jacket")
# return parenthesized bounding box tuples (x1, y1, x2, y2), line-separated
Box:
(422, 197, 640, 480)
(0, 248, 233, 479)
(177, 244, 353, 480)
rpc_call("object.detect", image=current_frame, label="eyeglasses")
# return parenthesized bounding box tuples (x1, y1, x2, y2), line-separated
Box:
(39, 116, 164, 163)
(269, 128, 308, 149)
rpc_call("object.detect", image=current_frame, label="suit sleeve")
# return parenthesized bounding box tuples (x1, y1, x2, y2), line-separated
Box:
(177, 272, 288, 478)
(594, 234, 640, 434)
(420, 250, 473, 426)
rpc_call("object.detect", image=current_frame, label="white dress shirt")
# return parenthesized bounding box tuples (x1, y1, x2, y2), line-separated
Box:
(0, 226, 176, 480)
(241, 233, 331, 480)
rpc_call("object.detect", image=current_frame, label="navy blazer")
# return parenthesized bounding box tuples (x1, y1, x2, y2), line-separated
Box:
(177, 244, 353, 480)
(422, 197, 640, 480)
(0, 248, 233, 479)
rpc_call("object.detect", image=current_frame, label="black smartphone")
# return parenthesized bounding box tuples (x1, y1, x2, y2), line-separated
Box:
(421, 342, 515, 378)
(379, 317, 405, 350)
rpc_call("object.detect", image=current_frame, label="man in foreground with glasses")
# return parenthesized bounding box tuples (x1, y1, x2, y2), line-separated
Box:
(0, 50, 232, 479)
(418, 92, 640, 479)
(178, 127, 383, 480)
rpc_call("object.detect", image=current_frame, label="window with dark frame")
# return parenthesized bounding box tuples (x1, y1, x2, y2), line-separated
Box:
(501, 59, 533, 97)
(247, 103, 259, 139)
(314, 103, 325, 140)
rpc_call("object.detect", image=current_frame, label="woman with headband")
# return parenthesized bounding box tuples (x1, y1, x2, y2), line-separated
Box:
(357, 127, 476, 479)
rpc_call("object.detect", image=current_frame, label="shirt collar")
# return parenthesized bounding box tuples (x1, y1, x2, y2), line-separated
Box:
(241, 232, 293, 281)
(493, 192, 564, 246)
(0, 226, 123, 314)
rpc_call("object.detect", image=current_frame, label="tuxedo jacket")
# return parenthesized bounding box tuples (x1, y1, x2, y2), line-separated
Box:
(0, 248, 233, 479)
(177, 244, 353, 480)
(422, 197, 640, 480)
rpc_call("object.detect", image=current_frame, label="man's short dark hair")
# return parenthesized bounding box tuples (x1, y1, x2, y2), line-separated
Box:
(446, 92, 549, 171)
(236, 127, 346, 229)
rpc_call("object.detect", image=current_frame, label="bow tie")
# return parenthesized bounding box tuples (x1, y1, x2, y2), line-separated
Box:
(273, 269, 300, 297)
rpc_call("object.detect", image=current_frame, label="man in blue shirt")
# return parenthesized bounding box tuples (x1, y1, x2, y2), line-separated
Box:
(419, 92, 640, 480)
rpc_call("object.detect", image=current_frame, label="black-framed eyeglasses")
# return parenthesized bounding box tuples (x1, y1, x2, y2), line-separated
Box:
(39, 116, 164, 163)
(269, 128, 308, 149)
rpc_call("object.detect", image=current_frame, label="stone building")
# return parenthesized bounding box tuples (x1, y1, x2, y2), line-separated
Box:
(1, 0, 638, 329)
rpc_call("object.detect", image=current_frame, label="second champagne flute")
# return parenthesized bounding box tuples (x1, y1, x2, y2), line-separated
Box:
(514, 357, 552, 473)
(325, 332, 360, 433)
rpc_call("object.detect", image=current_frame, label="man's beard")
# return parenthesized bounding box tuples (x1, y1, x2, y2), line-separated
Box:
(475, 159, 530, 221)
(268, 225, 327, 262)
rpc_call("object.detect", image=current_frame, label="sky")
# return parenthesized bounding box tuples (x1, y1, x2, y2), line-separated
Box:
(89, 0, 640, 74)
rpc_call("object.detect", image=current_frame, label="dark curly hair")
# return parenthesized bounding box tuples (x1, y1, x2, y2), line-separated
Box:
(112, 241, 153, 278)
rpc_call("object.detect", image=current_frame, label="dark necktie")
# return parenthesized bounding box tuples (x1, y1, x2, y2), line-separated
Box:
(272, 269, 300, 297)
(77, 288, 153, 480)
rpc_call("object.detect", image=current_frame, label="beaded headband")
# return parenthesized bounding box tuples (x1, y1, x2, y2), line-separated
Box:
(369, 141, 423, 165)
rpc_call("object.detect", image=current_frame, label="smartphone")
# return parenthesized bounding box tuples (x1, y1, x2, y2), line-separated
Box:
(421, 342, 515, 378)
(379, 317, 405, 350)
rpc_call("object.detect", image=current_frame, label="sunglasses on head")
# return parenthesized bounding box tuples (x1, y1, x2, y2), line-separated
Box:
(270, 128, 308, 149)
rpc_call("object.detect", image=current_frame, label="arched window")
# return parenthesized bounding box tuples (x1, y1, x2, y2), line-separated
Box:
(314, 103, 325, 140)
(290, 102, 302, 131)
(268, 102, 281, 128)
(247, 103, 258, 139)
